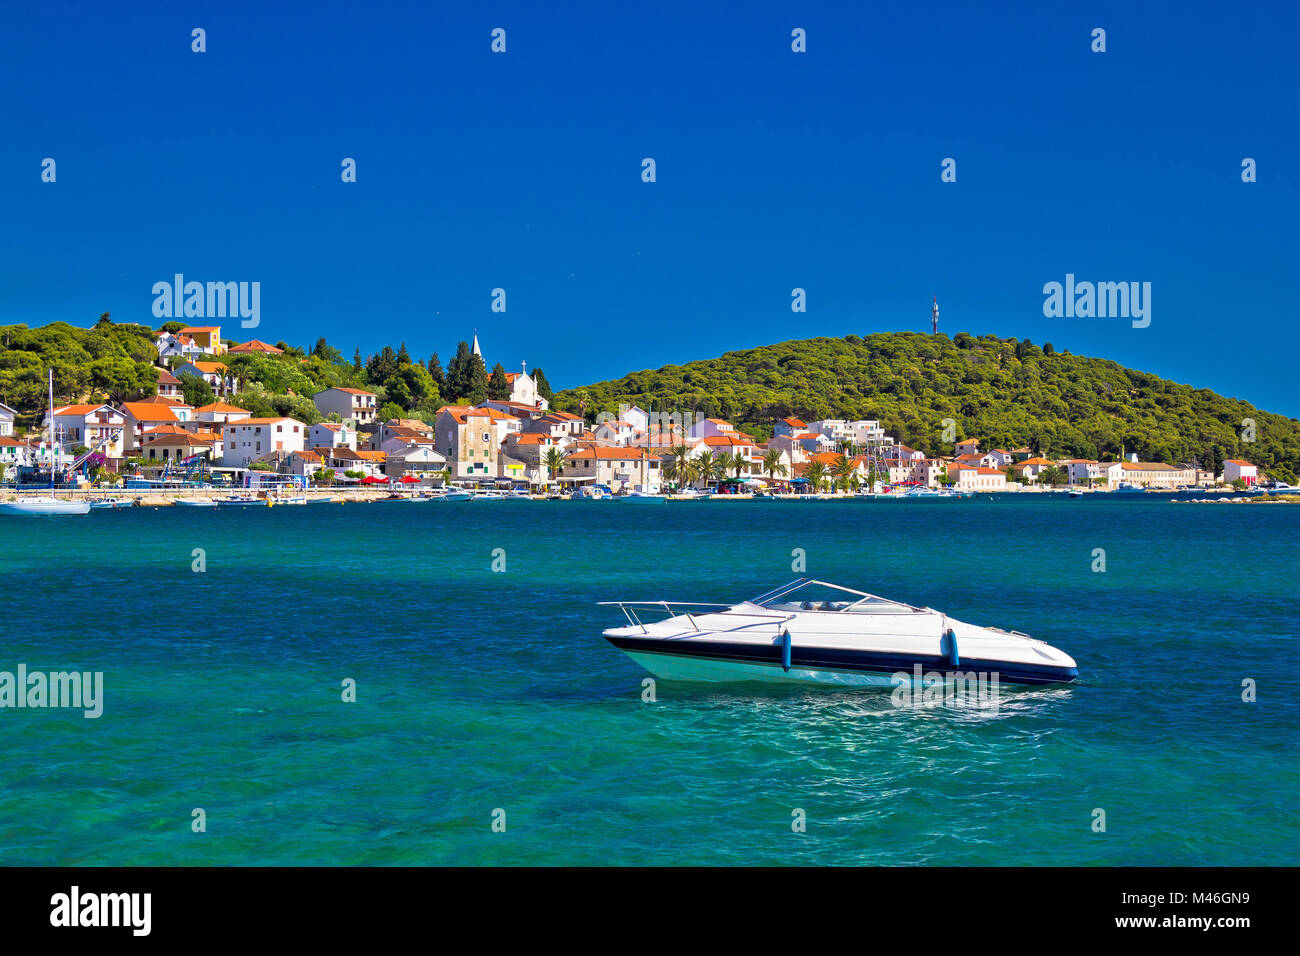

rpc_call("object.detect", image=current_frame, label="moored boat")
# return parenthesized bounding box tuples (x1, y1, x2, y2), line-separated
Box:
(0, 496, 91, 516)
(1, 370, 90, 517)
(601, 578, 1078, 688)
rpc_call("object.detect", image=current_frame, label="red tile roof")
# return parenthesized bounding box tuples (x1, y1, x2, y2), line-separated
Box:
(227, 340, 284, 354)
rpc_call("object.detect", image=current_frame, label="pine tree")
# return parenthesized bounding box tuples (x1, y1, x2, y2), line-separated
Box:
(445, 341, 473, 400)
(487, 362, 510, 400)
(532, 367, 554, 404)
(467, 354, 490, 405)
(427, 352, 446, 392)
(397, 341, 411, 365)
(366, 346, 399, 385)
(353, 348, 363, 372)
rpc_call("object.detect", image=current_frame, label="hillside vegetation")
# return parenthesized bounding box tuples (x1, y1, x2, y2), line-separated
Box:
(555, 332, 1299, 476)
(0, 316, 555, 430)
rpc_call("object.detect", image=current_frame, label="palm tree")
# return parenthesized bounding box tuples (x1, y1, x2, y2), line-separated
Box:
(695, 450, 716, 489)
(711, 455, 731, 483)
(542, 446, 565, 488)
(680, 457, 701, 489)
(667, 443, 693, 489)
(729, 452, 747, 478)
(805, 461, 829, 495)
(832, 453, 855, 494)
(762, 448, 788, 483)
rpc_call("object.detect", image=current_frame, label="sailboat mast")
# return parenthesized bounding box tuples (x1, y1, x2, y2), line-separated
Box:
(48, 368, 54, 492)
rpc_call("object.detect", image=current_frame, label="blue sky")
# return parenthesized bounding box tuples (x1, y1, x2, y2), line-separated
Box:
(2, 1, 1297, 415)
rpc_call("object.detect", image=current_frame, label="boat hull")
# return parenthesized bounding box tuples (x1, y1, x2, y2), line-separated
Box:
(0, 499, 91, 515)
(606, 635, 1077, 687)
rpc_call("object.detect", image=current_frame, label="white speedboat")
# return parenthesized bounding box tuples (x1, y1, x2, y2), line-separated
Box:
(440, 488, 473, 501)
(221, 496, 267, 507)
(89, 498, 133, 509)
(600, 578, 1078, 687)
(175, 498, 218, 508)
(0, 496, 91, 516)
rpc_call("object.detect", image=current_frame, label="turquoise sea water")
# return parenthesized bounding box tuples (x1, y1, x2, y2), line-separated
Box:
(0, 495, 1296, 866)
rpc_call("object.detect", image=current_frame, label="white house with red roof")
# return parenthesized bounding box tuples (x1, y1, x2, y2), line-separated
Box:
(1062, 459, 1103, 485)
(523, 411, 585, 440)
(693, 433, 761, 460)
(593, 417, 635, 445)
(155, 368, 184, 401)
(155, 331, 207, 362)
(193, 401, 250, 425)
(1222, 459, 1257, 487)
(0, 436, 32, 474)
(774, 417, 807, 439)
(0, 401, 15, 437)
(952, 451, 999, 469)
(120, 401, 185, 453)
(47, 404, 127, 458)
(690, 417, 744, 441)
(226, 339, 284, 356)
(1011, 456, 1057, 484)
(949, 464, 1007, 491)
(561, 446, 664, 494)
(320, 446, 387, 477)
(222, 417, 306, 468)
(309, 421, 357, 449)
(808, 419, 887, 447)
(313, 386, 378, 425)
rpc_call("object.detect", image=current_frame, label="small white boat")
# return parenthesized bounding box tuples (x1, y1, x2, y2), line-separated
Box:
(601, 578, 1078, 688)
(1068, 488, 1084, 498)
(0, 496, 92, 516)
(89, 498, 133, 510)
(221, 496, 267, 507)
(272, 495, 309, 506)
(439, 488, 473, 501)
(175, 498, 218, 508)
(470, 491, 504, 500)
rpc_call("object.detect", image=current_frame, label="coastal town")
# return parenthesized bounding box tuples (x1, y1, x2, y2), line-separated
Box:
(0, 322, 1280, 502)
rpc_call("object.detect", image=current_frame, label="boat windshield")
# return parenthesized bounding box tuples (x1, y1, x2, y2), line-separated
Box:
(754, 580, 911, 613)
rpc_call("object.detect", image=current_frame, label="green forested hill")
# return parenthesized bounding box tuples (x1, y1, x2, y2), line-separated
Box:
(0, 316, 160, 411)
(555, 332, 1299, 477)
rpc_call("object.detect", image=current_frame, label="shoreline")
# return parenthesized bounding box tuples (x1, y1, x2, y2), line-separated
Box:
(1, 487, 1288, 506)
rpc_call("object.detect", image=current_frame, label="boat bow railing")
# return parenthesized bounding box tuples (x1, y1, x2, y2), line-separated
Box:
(598, 600, 796, 634)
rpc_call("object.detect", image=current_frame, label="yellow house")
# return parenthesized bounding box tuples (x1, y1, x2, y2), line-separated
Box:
(178, 325, 223, 354)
